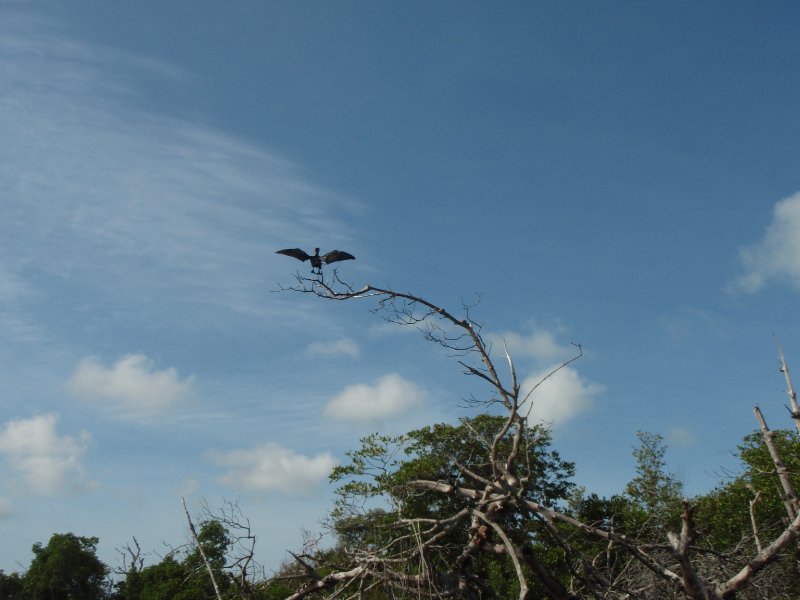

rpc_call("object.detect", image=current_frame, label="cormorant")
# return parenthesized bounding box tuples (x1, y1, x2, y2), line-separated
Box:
(276, 247, 355, 274)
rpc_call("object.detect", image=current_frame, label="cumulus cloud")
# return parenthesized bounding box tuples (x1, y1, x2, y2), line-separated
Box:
(207, 443, 336, 495)
(0, 414, 91, 495)
(489, 327, 572, 361)
(324, 373, 426, 424)
(733, 192, 800, 293)
(306, 337, 360, 358)
(68, 354, 194, 416)
(520, 366, 603, 426)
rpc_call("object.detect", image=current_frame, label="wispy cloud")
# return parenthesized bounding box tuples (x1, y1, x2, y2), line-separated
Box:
(520, 366, 603, 426)
(206, 443, 337, 495)
(306, 338, 360, 358)
(0, 265, 32, 302)
(324, 373, 427, 424)
(0, 261, 43, 343)
(0, 414, 92, 495)
(659, 307, 728, 346)
(68, 354, 195, 417)
(732, 192, 800, 294)
(0, 12, 358, 334)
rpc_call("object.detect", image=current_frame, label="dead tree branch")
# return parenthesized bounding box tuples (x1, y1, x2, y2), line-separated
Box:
(753, 407, 799, 519)
(183, 497, 224, 600)
(276, 276, 800, 600)
(775, 335, 800, 433)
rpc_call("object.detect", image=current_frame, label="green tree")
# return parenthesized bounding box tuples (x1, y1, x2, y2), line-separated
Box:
(330, 414, 578, 598)
(695, 429, 800, 548)
(0, 569, 24, 600)
(625, 431, 683, 513)
(23, 533, 109, 600)
(120, 555, 185, 600)
(116, 520, 237, 600)
(691, 429, 800, 599)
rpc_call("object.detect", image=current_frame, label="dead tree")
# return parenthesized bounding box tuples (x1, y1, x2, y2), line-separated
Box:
(276, 272, 800, 600)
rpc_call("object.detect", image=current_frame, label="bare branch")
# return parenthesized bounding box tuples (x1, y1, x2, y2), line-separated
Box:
(667, 503, 709, 600)
(774, 335, 800, 433)
(523, 343, 583, 418)
(747, 487, 763, 553)
(753, 406, 799, 519)
(716, 507, 800, 598)
(182, 497, 224, 600)
(471, 509, 530, 600)
(114, 536, 144, 576)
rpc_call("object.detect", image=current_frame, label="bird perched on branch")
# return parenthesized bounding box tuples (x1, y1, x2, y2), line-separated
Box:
(276, 247, 355, 274)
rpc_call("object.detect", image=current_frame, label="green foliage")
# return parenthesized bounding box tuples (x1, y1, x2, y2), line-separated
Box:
(6, 426, 799, 600)
(561, 433, 688, 591)
(332, 415, 575, 516)
(738, 428, 800, 525)
(115, 520, 237, 600)
(397, 414, 576, 507)
(23, 533, 108, 600)
(695, 428, 800, 548)
(622, 431, 684, 538)
(688, 428, 800, 599)
(120, 555, 185, 600)
(625, 431, 683, 512)
(693, 480, 754, 550)
(329, 414, 578, 597)
(0, 569, 24, 600)
(569, 430, 684, 568)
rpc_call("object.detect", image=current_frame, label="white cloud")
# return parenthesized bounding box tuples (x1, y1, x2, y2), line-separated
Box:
(324, 373, 426, 424)
(306, 337, 360, 358)
(489, 328, 572, 361)
(68, 354, 194, 416)
(0, 414, 91, 495)
(733, 192, 800, 293)
(206, 443, 336, 495)
(520, 366, 603, 426)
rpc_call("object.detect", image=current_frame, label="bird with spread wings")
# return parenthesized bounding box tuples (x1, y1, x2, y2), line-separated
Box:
(276, 247, 355, 274)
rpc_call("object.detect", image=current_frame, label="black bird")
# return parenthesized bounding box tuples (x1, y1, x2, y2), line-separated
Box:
(276, 247, 355, 274)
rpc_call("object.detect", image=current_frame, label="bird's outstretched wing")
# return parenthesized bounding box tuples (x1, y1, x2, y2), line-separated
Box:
(322, 250, 355, 265)
(276, 248, 311, 262)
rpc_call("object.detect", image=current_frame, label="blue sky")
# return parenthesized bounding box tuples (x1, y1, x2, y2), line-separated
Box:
(2, 1, 800, 575)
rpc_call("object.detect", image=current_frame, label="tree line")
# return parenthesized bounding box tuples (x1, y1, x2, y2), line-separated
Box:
(1, 424, 797, 600)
